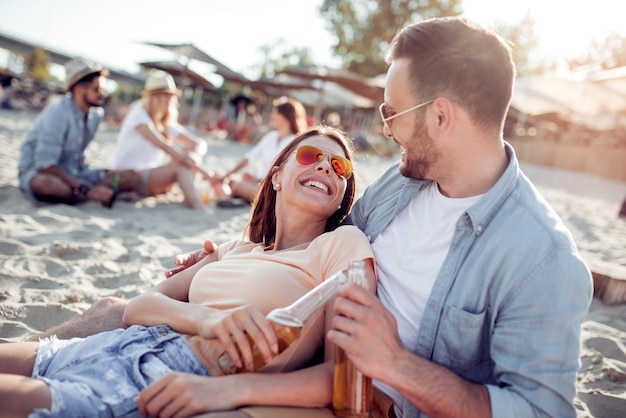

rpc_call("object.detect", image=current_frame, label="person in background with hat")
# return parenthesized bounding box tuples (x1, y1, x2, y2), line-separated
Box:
(17, 58, 141, 206)
(111, 72, 218, 210)
(226, 93, 263, 143)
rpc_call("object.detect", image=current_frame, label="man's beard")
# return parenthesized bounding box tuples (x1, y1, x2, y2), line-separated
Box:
(84, 92, 105, 108)
(399, 122, 439, 181)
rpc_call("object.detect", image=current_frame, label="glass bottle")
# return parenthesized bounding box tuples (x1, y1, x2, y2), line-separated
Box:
(218, 270, 347, 374)
(333, 260, 372, 417)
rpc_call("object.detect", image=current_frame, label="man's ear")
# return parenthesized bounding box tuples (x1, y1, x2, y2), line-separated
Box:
(431, 97, 455, 133)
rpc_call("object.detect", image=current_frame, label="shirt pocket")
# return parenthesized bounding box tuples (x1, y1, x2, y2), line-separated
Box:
(436, 305, 493, 379)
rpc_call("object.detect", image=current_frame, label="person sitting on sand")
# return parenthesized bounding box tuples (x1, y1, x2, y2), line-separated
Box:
(217, 96, 308, 207)
(111, 72, 219, 210)
(0, 126, 376, 418)
(17, 58, 141, 207)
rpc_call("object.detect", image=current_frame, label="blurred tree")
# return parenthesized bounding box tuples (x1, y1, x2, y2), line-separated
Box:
(495, 13, 555, 76)
(25, 47, 51, 83)
(252, 38, 315, 78)
(318, 0, 462, 77)
(569, 32, 626, 71)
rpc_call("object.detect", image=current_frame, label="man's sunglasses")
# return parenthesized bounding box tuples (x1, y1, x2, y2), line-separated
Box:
(379, 99, 434, 131)
(294, 145, 353, 180)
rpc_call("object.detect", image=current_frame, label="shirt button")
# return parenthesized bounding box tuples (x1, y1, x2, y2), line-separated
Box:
(159, 328, 168, 336)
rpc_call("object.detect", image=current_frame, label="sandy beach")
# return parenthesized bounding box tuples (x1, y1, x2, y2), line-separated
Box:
(0, 108, 625, 417)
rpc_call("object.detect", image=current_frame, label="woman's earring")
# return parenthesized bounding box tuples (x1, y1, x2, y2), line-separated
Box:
(274, 183, 281, 191)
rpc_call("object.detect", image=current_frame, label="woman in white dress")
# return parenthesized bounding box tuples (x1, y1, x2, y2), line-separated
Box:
(111, 72, 214, 210)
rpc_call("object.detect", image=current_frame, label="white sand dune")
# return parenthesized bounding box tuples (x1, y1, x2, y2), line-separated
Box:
(0, 108, 624, 417)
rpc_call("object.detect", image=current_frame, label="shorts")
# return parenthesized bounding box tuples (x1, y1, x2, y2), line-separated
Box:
(29, 325, 209, 418)
(18, 167, 105, 197)
(137, 168, 151, 196)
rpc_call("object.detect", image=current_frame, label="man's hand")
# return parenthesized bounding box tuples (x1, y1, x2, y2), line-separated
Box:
(88, 184, 115, 204)
(327, 283, 405, 383)
(165, 240, 217, 278)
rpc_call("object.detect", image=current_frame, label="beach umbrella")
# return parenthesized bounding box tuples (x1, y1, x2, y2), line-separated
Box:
(512, 75, 626, 130)
(279, 66, 384, 103)
(140, 41, 247, 84)
(245, 74, 319, 95)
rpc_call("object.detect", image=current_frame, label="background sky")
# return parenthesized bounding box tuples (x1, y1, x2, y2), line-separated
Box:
(2, 0, 626, 83)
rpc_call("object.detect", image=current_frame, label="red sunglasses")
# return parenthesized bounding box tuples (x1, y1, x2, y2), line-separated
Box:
(294, 145, 353, 180)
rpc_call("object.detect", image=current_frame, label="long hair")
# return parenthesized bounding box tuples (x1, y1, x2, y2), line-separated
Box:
(142, 93, 175, 134)
(245, 125, 356, 246)
(274, 96, 308, 135)
(386, 17, 515, 131)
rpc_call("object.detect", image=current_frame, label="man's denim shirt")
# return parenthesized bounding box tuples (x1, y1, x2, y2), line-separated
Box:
(18, 94, 104, 193)
(347, 143, 593, 418)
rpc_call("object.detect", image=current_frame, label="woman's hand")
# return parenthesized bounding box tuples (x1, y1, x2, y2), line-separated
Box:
(136, 372, 244, 417)
(206, 305, 278, 372)
(165, 240, 216, 278)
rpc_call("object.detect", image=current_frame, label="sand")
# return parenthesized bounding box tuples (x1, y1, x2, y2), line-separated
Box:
(0, 108, 624, 417)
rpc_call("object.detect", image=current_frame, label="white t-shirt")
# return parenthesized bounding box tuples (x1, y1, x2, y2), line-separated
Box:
(245, 130, 295, 178)
(111, 101, 183, 170)
(371, 181, 482, 414)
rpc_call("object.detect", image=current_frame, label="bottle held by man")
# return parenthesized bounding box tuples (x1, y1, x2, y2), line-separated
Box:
(333, 260, 372, 417)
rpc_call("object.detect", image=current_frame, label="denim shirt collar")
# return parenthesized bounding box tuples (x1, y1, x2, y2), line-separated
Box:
(464, 142, 518, 235)
(65, 93, 100, 146)
(397, 142, 519, 236)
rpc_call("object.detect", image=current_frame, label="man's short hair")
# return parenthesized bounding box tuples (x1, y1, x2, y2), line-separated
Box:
(386, 17, 516, 130)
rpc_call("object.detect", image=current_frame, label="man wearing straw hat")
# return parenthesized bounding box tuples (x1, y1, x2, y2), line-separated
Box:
(17, 57, 141, 207)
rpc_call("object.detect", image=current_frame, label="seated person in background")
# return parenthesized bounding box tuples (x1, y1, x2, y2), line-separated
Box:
(226, 94, 263, 143)
(17, 58, 141, 207)
(1, 126, 376, 418)
(218, 96, 308, 206)
(111, 72, 217, 210)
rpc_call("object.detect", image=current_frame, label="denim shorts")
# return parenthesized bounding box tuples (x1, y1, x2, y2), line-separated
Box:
(29, 325, 209, 418)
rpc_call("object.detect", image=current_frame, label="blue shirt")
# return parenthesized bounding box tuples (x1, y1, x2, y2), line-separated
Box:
(348, 143, 593, 418)
(18, 94, 105, 193)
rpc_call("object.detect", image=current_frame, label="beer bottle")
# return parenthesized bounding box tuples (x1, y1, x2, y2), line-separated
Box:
(218, 270, 347, 374)
(333, 260, 372, 417)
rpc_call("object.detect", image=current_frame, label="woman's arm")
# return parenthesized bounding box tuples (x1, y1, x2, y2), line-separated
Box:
(224, 157, 249, 178)
(136, 123, 218, 181)
(172, 126, 205, 155)
(122, 250, 220, 335)
(136, 258, 377, 417)
(136, 124, 193, 167)
(137, 359, 335, 417)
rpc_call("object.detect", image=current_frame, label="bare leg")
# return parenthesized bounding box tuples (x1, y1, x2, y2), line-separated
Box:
(0, 374, 51, 418)
(176, 167, 204, 209)
(147, 163, 204, 209)
(0, 341, 39, 375)
(0, 341, 49, 417)
(24, 297, 128, 342)
(229, 179, 260, 202)
(29, 174, 76, 204)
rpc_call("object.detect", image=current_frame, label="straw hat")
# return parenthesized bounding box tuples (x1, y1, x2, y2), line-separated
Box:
(64, 58, 108, 91)
(142, 72, 180, 96)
